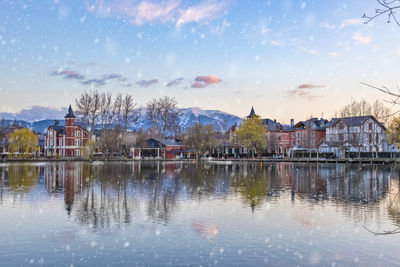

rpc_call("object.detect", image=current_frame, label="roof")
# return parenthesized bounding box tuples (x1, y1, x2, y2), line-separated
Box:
(160, 139, 181, 146)
(295, 118, 328, 130)
(64, 105, 76, 119)
(247, 107, 256, 119)
(263, 118, 293, 132)
(325, 115, 386, 130)
(146, 138, 181, 148)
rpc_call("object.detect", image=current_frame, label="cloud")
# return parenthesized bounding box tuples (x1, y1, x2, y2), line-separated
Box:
(339, 18, 363, 28)
(51, 69, 85, 80)
(79, 73, 128, 87)
(80, 78, 107, 87)
(134, 1, 179, 25)
(101, 73, 127, 81)
(52, 66, 130, 87)
(352, 32, 371, 44)
(85, 0, 227, 28)
(287, 89, 320, 100)
(287, 83, 326, 100)
(191, 75, 222, 88)
(137, 78, 159, 87)
(299, 46, 318, 55)
(166, 77, 184, 87)
(297, 84, 326, 89)
(329, 52, 340, 57)
(176, 1, 226, 27)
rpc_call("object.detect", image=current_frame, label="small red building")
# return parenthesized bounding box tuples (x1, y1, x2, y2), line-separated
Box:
(44, 105, 90, 157)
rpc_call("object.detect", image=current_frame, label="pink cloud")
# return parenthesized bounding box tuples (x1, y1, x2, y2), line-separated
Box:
(297, 83, 326, 89)
(176, 1, 226, 27)
(287, 83, 327, 100)
(84, 0, 227, 27)
(191, 75, 222, 88)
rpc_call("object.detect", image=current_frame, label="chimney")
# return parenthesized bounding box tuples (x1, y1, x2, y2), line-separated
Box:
(274, 119, 276, 122)
(290, 119, 294, 127)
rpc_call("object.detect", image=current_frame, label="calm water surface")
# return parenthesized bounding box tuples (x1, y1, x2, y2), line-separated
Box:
(1, 161, 400, 266)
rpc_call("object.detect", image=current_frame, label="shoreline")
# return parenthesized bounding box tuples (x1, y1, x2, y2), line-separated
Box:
(1, 157, 399, 164)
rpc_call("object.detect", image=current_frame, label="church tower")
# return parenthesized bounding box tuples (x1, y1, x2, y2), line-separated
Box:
(64, 105, 76, 156)
(247, 106, 256, 119)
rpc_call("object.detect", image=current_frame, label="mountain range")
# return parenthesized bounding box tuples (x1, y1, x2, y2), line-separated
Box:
(0, 106, 242, 134)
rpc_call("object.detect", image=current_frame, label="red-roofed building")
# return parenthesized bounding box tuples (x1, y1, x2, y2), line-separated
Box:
(44, 105, 90, 157)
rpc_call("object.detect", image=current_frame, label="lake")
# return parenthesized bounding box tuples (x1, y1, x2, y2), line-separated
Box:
(0, 161, 400, 266)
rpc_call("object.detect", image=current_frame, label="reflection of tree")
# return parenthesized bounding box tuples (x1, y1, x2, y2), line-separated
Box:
(74, 164, 137, 228)
(8, 165, 39, 193)
(231, 164, 269, 211)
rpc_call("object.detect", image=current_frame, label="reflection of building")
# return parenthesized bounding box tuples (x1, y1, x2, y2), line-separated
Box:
(44, 163, 84, 214)
(44, 105, 90, 157)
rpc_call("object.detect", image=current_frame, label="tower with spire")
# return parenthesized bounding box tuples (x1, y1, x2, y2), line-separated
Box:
(44, 104, 90, 157)
(247, 106, 256, 119)
(64, 105, 76, 156)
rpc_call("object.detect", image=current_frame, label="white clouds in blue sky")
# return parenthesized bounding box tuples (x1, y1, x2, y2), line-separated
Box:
(0, 0, 399, 121)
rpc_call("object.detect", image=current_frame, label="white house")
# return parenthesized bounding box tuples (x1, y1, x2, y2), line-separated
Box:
(319, 115, 391, 157)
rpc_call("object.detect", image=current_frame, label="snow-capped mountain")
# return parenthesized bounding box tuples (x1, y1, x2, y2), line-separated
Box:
(0, 106, 68, 121)
(131, 107, 242, 132)
(1, 106, 242, 133)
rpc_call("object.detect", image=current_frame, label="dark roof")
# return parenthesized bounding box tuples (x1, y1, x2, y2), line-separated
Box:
(146, 138, 181, 148)
(47, 125, 65, 135)
(295, 118, 328, 130)
(325, 115, 386, 130)
(64, 105, 76, 119)
(263, 118, 282, 131)
(160, 139, 181, 146)
(247, 107, 256, 119)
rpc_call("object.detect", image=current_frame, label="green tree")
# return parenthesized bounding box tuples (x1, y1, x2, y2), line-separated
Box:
(183, 123, 217, 159)
(387, 116, 400, 153)
(9, 128, 38, 158)
(236, 116, 267, 158)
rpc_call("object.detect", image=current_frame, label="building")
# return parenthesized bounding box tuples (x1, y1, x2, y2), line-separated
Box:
(131, 138, 195, 159)
(290, 118, 328, 155)
(320, 115, 390, 157)
(44, 105, 90, 157)
(264, 118, 294, 155)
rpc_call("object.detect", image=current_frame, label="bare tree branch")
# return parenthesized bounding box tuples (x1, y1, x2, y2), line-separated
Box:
(363, 0, 400, 27)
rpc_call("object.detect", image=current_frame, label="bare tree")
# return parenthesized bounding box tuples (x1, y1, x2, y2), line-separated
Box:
(121, 95, 138, 132)
(364, 0, 400, 27)
(182, 123, 217, 159)
(75, 90, 101, 134)
(335, 99, 392, 125)
(99, 92, 113, 128)
(75, 91, 92, 128)
(146, 96, 180, 145)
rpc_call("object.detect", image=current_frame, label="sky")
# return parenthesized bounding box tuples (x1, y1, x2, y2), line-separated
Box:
(1, 0, 400, 123)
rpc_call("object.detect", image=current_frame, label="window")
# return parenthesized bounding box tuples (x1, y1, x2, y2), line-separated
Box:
(311, 132, 315, 137)
(292, 140, 295, 145)
(339, 122, 344, 130)
(376, 133, 379, 143)
(339, 133, 344, 141)
(49, 130, 53, 137)
(76, 131, 80, 137)
(291, 133, 294, 138)
(369, 123, 372, 130)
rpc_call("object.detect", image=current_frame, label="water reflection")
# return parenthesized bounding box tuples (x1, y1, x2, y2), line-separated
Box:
(0, 162, 397, 227)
